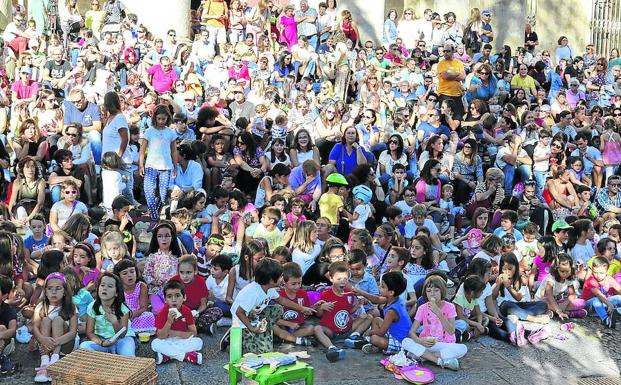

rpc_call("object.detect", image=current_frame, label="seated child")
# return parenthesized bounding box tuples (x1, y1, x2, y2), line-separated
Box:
(103, 196, 135, 257)
(360, 271, 413, 355)
(113, 260, 156, 334)
(24, 214, 49, 275)
(63, 267, 94, 334)
(534, 254, 586, 320)
(401, 276, 468, 370)
(348, 250, 380, 317)
(99, 231, 129, 272)
(226, 258, 314, 354)
(0, 276, 17, 374)
(170, 255, 223, 334)
(453, 276, 487, 342)
(80, 273, 136, 356)
(314, 262, 372, 363)
(582, 256, 621, 328)
(32, 272, 78, 382)
(274, 263, 316, 346)
(151, 280, 204, 365)
(207, 254, 233, 325)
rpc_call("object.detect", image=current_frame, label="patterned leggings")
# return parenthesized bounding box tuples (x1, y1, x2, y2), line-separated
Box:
(144, 168, 171, 221)
(242, 304, 283, 354)
(195, 307, 224, 333)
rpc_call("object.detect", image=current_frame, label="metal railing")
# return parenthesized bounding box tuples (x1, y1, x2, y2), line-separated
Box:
(591, 0, 621, 57)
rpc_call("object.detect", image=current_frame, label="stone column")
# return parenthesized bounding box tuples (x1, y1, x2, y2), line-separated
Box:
(121, 0, 191, 41)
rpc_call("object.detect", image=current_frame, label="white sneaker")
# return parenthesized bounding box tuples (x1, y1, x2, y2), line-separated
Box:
(34, 367, 50, 383)
(217, 318, 232, 327)
(440, 357, 460, 371)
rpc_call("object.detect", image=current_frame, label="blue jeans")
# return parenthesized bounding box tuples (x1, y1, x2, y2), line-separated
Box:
(533, 170, 547, 200)
(80, 336, 136, 356)
(455, 319, 469, 333)
(305, 34, 318, 52)
(86, 130, 102, 165)
(586, 295, 621, 320)
(500, 300, 548, 333)
(502, 164, 515, 192)
(215, 299, 232, 317)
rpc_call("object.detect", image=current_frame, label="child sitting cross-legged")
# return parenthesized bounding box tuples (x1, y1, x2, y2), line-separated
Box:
(224, 258, 315, 354)
(453, 275, 487, 342)
(0, 276, 17, 376)
(314, 261, 373, 363)
(170, 255, 223, 335)
(273, 263, 316, 346)
(151, 280, 204, 365)
(359, 271, 413, 354)
(401, 275, 468, 371)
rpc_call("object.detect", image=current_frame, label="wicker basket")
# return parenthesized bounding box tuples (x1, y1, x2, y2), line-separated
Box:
(47, 349, 157, 385)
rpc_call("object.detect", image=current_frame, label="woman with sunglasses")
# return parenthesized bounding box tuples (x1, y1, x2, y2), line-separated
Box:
(587, 59, 610, 107)
(49, 179, 88, 233)
(466, 63, 497, 103)
(396, 8, 417, 51)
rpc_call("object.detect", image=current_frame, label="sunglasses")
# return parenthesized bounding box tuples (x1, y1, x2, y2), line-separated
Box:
(552, 143, 562, 148)
(614, 113, 621, 117)
(64, 190, 77, 195)
(480, 72, 489, 75)
(364, 115, 374, 119)
(66, 132, 78, 137)
(389, 140, 399, 144)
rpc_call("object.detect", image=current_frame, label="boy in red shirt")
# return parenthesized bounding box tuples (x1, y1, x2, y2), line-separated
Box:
(170, 255, 223, 334)
(582, 256, 621, 328)
(151, 280, 203, 365)
(274, 263, 316, 346)
(314, 262, 372, 362)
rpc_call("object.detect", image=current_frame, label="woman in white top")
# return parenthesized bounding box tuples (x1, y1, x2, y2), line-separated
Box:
(396, 8, 418, 51)
(289, 129, 321, 168)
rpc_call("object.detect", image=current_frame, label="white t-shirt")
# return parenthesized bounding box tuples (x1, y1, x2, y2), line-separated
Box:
(51, 200, 88, 228)
(534, 274, 580, 301)
(495, 145, 527, 169)
(493, 283, 531, 305)
(231, 281, 280, 329)
(206, 274, 228, 302)
(352, 203, 371, 229)
(404, 218, 439, 239)
(533, 144, 550, 172)
(102, 113, 132, 164)
(292, 242, 322, 276)
(478, 283, 493, 313)
(101, 169, 125, 211)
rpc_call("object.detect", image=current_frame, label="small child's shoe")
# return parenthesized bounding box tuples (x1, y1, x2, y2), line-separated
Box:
(344, 335, 366, 349)
(0, 354, 15, 376)
(362, 343, 381, 354)
(528, 326, 550, 345)
(34, 366, 50, 383)
(568, 309, 587, 319)
(325, 347, 345, 362)
(439, 357, 460, 371)
(514, 323, 526, 347)
(184, 351, 202, 365)
(156, 353, 171, 365)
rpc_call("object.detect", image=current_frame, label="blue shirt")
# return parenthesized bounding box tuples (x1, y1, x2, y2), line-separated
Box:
(466, 75, 498, 102)
(143, 127, 177, 169)
(385, 297, 412, 341)
(329, 143, 369, 175)
(63, 100, 101, 127)
(24, 234, 48, 255)
(349, 272, 379, 312)
(493, 227, 524, 242)
(171, 160, 203, 190)
(289, 164, 321, 195)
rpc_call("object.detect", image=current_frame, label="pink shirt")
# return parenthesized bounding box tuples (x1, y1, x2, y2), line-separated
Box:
(414, 301, 457, 343)
(147, 64, 178, 93)
(582, 275, 618, 300)
(532, 256, 552, 283)
(11, 79, 38, 100)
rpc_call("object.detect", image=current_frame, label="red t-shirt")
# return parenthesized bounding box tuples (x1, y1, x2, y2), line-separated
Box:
(155, 304, 195, 332)
(170, 274, 209, 311)
(581, 275, 617, 300)
(319, 288, 355, 334)
(278, 288, 310, 325)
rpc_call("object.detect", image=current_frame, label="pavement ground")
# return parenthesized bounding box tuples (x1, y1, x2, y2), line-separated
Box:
(4, 316, 621, 385)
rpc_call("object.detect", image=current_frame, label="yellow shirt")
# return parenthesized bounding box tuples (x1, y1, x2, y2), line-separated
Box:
(319, 192, 344, 226)
(252, 224, 283, 252)
(202, 0, 226, 28)
(437, 58, 465, 97)
(510, 75, 536, 96)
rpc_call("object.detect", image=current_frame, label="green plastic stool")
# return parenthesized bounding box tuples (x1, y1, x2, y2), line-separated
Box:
(225, 326, 314, 385)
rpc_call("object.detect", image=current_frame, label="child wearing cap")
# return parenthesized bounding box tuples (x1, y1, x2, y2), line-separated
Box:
(341, 185, 373, 230)
(320, 173, 347, 230)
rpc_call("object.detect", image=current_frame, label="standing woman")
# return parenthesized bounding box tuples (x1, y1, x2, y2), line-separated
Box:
(524, 22, 539, 54)
(555, 36, 573, 63)
(452, 138, 484, 205)
(245, 0, 268, 45)
(396, 8, 417, 51)
(278, 5, 297, 50)
(101, 91, 132, 203)
(382, 9, 398, 49)
(228, 0, 246, 45)
(59, 0, 82, 50)
(586, 58, 610, 108)
(337, 10, 360, 49)
(600, 118, 621, 184)
(331, 42, 351, 102)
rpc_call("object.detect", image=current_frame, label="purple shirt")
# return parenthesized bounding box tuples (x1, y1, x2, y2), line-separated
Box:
(289, 164, 320, 195)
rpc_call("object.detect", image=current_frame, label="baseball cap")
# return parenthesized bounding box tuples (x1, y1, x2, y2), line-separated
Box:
(552, 219, 573, 232)
(482, 10, 492, 16)
(19, 66, 31, 74)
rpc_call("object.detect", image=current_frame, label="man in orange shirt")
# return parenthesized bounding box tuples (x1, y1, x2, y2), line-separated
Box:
(437, 42, 466, 118)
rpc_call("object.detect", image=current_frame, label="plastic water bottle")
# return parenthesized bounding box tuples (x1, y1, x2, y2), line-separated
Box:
(560, 322, 575, 331)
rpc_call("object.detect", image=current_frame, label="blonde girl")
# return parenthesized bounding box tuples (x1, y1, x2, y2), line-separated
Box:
(32, 272, 78, 382)
(225, 239, 266, 304)
(99, 231, 128, 272)
(291, 221, 322, 276)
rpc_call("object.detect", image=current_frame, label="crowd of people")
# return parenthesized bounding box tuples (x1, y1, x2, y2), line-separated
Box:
(1, 0, 621, 381)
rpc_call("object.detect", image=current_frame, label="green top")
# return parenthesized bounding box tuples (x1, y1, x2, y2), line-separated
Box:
(86, 302, 134, 339)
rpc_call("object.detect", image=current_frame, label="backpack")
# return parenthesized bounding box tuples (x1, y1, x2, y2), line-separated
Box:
(462, 25, 480, 52)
